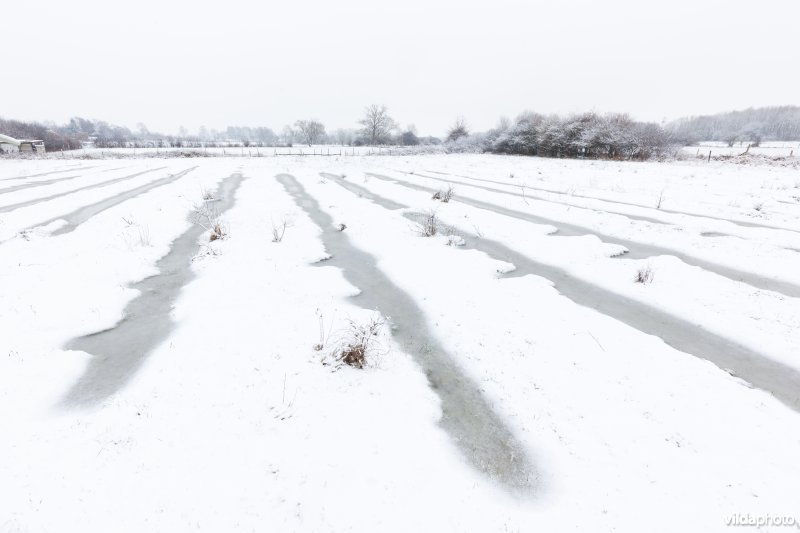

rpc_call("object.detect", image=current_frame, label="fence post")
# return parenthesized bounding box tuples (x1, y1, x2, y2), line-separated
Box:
(707, 150, 711, 162)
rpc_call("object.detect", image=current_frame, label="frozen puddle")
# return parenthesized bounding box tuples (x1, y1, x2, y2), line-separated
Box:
(411, 212, 800, 413)
(695, 232, 800, 255)
(61, 172, 246, 405)
(700, 231, 735, 238)
(320, 172, 406, 209)
(0, 165, 97, 182)
(48, 167, 196, 235)
(0, 173, 83, 195)
(277, 173, 538, 494)
(425, 169, 800, 235)
(366, 172, 800, 298)
(0, 167, 167, 214)
(410, 171, 673, 226)
(327, 174, 800, 413)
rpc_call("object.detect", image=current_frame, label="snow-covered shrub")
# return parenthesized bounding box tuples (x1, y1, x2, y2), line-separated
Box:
(446, 116, 469, 142)
(192, 201, 227, 242)
(485, 111, 673, 160)
(443, 131, 491, 154)
(432, 186, 454, 203)
(209, 222, 226, 242)
(328, 317, 385, 369)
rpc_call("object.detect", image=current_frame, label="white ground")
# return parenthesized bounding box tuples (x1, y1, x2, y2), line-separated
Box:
(44, 145, 393, 158)
(1, 154, 799, 532)
(680, 141, 800, 159)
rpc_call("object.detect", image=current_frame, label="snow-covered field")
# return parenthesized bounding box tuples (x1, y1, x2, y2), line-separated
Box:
(680, 141, 800, 159)
(42, 145, 393, 158)
(2, 154, 799, 532)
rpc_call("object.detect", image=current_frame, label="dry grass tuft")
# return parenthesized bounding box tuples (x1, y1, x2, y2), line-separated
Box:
(272, 218, 290, 242)
(209, 222, 226, 241)
(327, 317, 385, 369)
(635, 264, 654, 284)
(432, 185, 454, 203)
(414, 211, 439, 237)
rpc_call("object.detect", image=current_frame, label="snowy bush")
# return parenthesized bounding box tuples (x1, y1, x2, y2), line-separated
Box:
(192, 201, 227, 242)
(432, 186, 454, 203)
(484, 111, 673, 160)
(326, 317, 385, 369)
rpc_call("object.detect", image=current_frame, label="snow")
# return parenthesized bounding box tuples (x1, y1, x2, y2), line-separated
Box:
(1, 154, 799, 532)
(681, 141, 800, 159)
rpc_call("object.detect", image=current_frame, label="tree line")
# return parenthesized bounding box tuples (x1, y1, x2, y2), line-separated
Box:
(0, 117, 84, 151)
(665, 106, 800, 146)
(3, 105, 799, 159)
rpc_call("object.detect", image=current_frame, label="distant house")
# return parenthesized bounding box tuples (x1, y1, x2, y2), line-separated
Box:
(0, 133, 46, 153)
(0, 133, 18, 153)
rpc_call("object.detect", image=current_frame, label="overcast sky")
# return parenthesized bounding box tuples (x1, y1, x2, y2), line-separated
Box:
(4, 0, 798, 136)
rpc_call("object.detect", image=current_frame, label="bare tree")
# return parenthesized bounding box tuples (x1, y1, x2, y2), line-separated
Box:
(281, 125, 295, 146)
(334, 128, 355, 146)
(358, 104, 396, 145)
(447, 116, 469, 142)
(294, 120, 326, 146)
(401, 130, 419, 145)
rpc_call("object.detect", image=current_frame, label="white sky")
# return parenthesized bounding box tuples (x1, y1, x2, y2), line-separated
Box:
(3, 0, 798, 137)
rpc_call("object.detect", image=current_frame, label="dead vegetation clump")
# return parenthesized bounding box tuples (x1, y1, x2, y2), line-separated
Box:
(272, 218, 289, 242)
(209, 222, 226, 241)
(432, 185, 454, 203)
(446, 233, 466, 246)
(326, 317, 385, 369)
(635, 264, 654, 284)
(414, 211, 439, 237)
(192, 201, 227, 242)
(201, 187, 215, 201)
